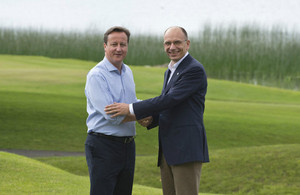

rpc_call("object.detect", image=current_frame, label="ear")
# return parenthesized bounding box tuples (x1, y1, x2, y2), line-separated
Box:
(186, 40, 191, 50)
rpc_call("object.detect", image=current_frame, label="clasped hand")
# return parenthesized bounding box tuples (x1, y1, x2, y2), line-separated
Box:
(105, 103, 152, 127)
(137, 116, 153, 127)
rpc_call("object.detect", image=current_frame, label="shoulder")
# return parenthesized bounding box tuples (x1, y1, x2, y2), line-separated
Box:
(88, 62, 106, 76)
(122, 64, 135, 80)
(86, 62, 108, 83)
(188, 55, 204, 67)
(124, 64, 133, 74)
(184, 55, 206, 73)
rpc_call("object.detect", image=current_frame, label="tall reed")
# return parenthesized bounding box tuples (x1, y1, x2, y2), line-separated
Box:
(0, 25, 299, 89)
(0, 28, 104, 62)
(191, 25, 300, 89)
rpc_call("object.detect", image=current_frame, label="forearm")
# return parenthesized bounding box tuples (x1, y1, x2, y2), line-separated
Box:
(121, 114, 136, 123)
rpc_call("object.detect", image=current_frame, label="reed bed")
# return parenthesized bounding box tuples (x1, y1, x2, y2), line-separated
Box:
(0, 25, 299, 89)
(192, 25, 300, 90)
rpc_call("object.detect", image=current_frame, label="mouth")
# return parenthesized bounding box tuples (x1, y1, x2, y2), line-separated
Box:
(168, 51, 179, 56)
(168, 49, 179, 54)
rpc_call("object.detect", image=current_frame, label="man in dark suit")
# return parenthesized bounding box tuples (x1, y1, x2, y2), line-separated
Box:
(105, 26, 209, 195)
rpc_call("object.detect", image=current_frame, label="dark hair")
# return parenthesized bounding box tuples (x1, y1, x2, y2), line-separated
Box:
(164, 26, 188, 40)
(103, 26, 130, 44)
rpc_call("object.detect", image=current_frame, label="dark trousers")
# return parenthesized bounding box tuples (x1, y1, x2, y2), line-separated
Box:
(85, 133, 135, 195)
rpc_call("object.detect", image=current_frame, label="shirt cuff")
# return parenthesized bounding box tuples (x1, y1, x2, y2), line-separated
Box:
(129, 103, 135, 115)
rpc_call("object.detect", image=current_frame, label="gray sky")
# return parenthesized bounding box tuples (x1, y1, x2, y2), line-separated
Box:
(1, 0, 299, 34)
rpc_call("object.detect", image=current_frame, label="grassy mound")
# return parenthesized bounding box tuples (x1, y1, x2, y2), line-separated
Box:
(36, 144, 299, 194)
(0, 151, 89, 194)
(1, 55, 299, 153)
(1, 55, 300, 194)
(0, 152, 219, 195)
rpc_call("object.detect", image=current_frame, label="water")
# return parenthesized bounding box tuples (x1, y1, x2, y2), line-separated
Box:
(1, 0, 300, 35)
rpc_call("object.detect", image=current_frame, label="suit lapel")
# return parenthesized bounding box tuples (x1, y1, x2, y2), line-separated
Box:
(163, 54, 192, 94)
(162, 69, 170, 93)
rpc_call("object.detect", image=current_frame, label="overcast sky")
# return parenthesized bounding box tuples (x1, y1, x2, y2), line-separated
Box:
(1, 0, 299, 34)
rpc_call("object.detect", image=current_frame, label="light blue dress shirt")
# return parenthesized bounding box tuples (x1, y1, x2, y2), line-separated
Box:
(85, 57, 137, 137)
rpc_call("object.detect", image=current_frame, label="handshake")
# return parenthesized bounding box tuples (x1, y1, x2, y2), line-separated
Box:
(105, 103, 153, 127)
(136, 116, 153, 127)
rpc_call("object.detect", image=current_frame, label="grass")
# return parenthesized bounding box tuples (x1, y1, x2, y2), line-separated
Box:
(0, 152, 217, 195)
(0, 152, 165, 195)
(0, 55, 299, 153)
(35, 144, 300, 194)
(1, 25, 299, 89)
(0, 152, 90, 194)
(5, 145, 298, 195)
(1, 55, 300, 194)
(200, 144, 300, 194)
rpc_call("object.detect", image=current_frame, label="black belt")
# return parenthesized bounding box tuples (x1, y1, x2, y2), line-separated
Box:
(89, 132, 135, 144)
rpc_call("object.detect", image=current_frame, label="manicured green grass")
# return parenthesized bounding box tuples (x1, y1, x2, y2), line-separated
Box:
(0, 152, 218, 195)
(36, 144, 299, 194)
(201, 144, 300, 194)
(205, 100, 300, 149)
(1, 55, 299, 153)
(0, 152, 164, 195)
(1, 55, 300, 194)
(0, 152, 90, 194)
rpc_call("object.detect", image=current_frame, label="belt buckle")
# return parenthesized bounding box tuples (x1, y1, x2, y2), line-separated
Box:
(124, 137, 133, 143)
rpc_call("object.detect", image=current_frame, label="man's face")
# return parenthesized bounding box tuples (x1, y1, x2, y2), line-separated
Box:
(104, 32, 128, 68)
(163, 28, 190, 64)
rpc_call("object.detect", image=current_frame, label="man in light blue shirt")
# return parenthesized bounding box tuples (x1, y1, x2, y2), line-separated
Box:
(85, 56, 137, 136)
(85, 26, 137, 195)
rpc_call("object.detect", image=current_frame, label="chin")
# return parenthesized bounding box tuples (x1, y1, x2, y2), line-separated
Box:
(170, 56, 179, 61)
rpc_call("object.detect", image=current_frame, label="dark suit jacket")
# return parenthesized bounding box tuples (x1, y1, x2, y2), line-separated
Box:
(133, 54, 209, 166)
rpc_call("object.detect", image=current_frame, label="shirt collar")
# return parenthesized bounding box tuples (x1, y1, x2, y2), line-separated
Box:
(103, 57, 126, 74)
(168, 52, 189, 71)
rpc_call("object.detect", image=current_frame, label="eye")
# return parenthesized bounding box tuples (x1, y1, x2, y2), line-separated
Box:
(164, 42, 171, 46)
(174, 41, 182, 46)
(111, 43, 118, 47)
(120, 43, 127, 47)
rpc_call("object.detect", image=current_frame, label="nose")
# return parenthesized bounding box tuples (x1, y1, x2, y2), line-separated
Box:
(170, 43, 177, 49)
(116, 44, 122, 51)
